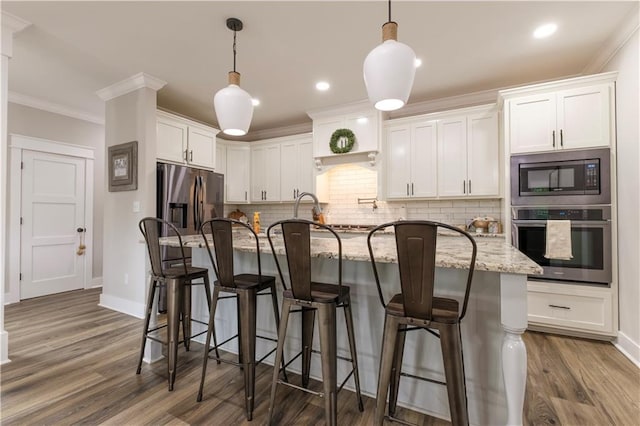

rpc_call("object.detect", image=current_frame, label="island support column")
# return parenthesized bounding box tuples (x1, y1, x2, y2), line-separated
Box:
(500, 273, 528, 426)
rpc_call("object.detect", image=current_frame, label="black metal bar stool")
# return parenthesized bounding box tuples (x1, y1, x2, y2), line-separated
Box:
(266, 219, 364, 426)
(196, 218, 284, 421)
(137, 217, 212, 391)
(367, 220, 477, 426)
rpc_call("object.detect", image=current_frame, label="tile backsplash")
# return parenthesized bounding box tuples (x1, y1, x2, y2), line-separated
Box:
(225, 164, 503, 228)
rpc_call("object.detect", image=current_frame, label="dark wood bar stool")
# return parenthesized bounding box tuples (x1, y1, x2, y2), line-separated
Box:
(137, 217, 212, 391)
(197, 218, 284, 421)
(367, 220, 477, 426)
(266, 219, 364, 426)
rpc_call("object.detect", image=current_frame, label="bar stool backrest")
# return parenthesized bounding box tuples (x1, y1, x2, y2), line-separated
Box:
(200, 218, 263, 288)
(139, 217, 188, 277)
(368, 220, 477, 321)
(267, 219, 342, 301)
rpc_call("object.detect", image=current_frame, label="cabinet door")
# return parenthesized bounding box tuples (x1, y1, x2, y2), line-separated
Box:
(264, 144, 281, 201)
(410, 121, 438, 198)
(280, 141, 298, 201)
(215, 143, 226, 175)
(297, 139, 315, 196)
(557, 84, 611, 150)
(467, 111, 499, 196)
(386, 125, 412, 199)
(187, 126, 216, 169)
(226, 146, 250, 203)
(345, 111, 378, 152)
(313, 117, 344, 157)
(437, 117, 468, 197)
(250, 147, 266, 202)
(509, 94, 557, 153)
(157, 117, 187, 163)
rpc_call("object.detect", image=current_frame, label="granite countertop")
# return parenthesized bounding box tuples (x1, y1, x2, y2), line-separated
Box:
(160, 232, 542, 276)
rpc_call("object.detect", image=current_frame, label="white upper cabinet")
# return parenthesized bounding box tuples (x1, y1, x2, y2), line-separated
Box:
(215, 142, 226, 176)
(280, 134, 314, 201)
(250, 142, 281, 202)
(225, 144, 250, 203)
(385, 104, 498, 200)
(156, 111, 219, 169)
(308, 101, 381, 159)
(386, 120, 437, 199)
(501, 73, 616, 154)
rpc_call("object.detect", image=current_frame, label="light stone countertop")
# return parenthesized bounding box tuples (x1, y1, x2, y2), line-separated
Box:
(159, 232, 542, 276)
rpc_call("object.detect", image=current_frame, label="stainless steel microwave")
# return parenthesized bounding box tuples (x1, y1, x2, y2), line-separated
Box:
(510, 148, 611, 206)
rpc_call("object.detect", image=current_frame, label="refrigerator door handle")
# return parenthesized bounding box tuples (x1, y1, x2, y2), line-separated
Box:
(193, 175, 200, 231)
(198, 175, 204, 229)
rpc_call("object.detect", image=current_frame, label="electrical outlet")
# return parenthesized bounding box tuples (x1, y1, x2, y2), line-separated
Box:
(132, 201, 141, 213)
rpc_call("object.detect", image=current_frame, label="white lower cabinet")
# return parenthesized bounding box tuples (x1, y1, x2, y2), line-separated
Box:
(527, 281, 615, 336)
(280, 135, 314, 201)
(225, 145, 250, 203)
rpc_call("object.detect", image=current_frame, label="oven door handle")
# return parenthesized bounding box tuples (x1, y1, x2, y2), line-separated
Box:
(512, 220, 611, 226)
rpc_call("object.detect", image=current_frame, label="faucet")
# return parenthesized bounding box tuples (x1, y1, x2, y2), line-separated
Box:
(293, 192, 322, 219)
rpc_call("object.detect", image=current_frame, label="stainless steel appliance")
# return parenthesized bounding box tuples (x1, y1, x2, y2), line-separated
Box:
(511, 206, 612, 285)
(157, 162, 224, 270)
(510, 148, 610, 205)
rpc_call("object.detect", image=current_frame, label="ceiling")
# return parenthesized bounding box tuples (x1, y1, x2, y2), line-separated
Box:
(3, 1, 637, 140)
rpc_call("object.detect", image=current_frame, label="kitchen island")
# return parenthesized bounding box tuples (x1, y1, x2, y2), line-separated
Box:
(157, 231, 541, 425)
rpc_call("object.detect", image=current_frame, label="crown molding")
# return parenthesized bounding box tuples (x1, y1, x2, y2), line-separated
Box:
(96, 72, 167, 101)
(583, 4, 639, 74)
(306, 99, 374, 120)
(1, 11, 31, 34)
(388, 88, 500, 120)
(233, 122, 312, 142)
(8, 91, 105, 125)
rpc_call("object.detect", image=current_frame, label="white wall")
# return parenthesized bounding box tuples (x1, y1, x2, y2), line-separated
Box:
(603, 28, 640, 362)
(6, 102, 105, 280)
(99, 88, 157, 317)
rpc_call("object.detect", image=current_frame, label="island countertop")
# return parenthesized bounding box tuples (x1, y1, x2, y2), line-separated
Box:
(159, 232, 542, 276)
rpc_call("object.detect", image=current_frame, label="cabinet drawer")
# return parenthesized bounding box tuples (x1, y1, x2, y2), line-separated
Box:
(528, 287, 612, 333)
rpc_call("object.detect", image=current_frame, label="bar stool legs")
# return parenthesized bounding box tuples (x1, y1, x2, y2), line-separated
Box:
(136, 277, 158, 375)
(166, 278, 181, 391)
(343, 296, 365, 411)
(268, 298, 292, 425)
(375, 315, 400, 426)
(301, 307, 316, 388)
(440, 323, 469, 426)
(317, 303, 338, 426)
(388, 323, 407, 417)
(238, 288, 258, 421)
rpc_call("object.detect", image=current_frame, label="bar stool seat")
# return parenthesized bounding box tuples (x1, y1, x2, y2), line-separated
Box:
(368, 220, 477, 426)
(267, 219, 364, 426)
(196, 218, 284, 422)
(137, 217, 212, 392)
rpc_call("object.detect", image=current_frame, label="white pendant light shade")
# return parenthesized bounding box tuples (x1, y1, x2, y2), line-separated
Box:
(363, 18, 416, 111)
(214, 72, 253, 136)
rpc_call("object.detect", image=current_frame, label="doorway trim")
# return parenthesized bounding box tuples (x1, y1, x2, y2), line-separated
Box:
(6, 134, 95, 304)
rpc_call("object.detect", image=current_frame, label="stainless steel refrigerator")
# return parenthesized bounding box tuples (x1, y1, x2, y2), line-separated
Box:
(156, 162, 223, 310)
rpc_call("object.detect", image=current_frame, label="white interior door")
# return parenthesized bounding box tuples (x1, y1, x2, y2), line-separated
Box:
(20, 150, 86, 299)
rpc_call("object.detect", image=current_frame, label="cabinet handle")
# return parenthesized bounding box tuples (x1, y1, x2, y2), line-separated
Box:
(264, 190, 267, 200)
(560, 129, 564, 147)
(189, 150, 193, 162)
(184, 149, 188, 161)
(293, 189, 296, 199)
(463, 180, 466, 194)
(549, 304, 571, 310)
(411, 183, 414, 195)
(552, 130, 556, 148)
(468, 180, 471, 194)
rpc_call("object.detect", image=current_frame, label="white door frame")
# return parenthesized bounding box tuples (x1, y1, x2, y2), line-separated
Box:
(6, 134, 95, 304)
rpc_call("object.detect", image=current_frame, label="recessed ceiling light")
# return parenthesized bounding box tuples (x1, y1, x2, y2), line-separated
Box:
(533, 23, 557, 39)
(414, 58, 423, 68)
(251, 98, 260, 106)
(316, 81, 330, 91)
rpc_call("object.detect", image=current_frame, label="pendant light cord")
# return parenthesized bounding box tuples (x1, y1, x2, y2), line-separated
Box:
(388, 0, 391, 22)
(232, 29, 237, 73)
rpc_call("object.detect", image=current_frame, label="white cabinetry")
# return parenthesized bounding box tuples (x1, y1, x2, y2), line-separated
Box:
(502, 75, 615, 154)
(156, 111, 219, 169)
(225, 144, 250, 203)
(215, 142, 226, 176)
(308, 101, 380, 160)
(250, 143, 280, 202)
(280, 134, 314, 201)
(437, 109, 499, 197)
(386, 120, 437, 199)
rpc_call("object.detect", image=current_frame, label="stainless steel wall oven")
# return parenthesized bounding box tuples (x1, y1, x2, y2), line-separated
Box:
(511, 206, 612, 286)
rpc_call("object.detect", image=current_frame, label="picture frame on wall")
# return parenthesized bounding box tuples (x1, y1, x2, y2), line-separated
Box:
(108, 141, 138, 192)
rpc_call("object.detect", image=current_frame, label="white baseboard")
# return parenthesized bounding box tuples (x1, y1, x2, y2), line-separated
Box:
(99, 293, 144, 319)
(0, 330, 10, 365)
(614, 330, 640, 368)
(90, 276, 103, 288)
(3, 290, 19, 305)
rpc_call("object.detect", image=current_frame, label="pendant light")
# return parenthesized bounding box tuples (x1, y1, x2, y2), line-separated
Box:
(214, 18, 253, 136)
(363, 0, 416, 111)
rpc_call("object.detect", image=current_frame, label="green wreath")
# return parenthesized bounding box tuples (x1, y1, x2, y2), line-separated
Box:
(330, 128, 356, 154)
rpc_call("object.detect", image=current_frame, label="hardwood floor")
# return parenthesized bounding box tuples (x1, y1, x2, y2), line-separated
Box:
(1, 288, 638, 425)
